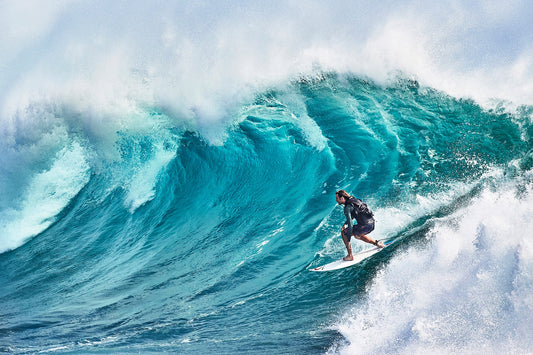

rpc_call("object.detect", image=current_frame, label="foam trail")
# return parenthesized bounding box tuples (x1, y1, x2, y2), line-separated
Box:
(331, 178, 533, 354)
(124, 145, 176, 213)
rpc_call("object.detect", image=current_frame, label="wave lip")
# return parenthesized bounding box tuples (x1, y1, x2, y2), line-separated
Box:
(124, 143, 176, 213)
(0, 67, 532, 353)
(0, 141, 90, 253)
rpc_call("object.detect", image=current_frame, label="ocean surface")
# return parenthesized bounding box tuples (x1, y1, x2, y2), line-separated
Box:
(1, 1, 532, 354)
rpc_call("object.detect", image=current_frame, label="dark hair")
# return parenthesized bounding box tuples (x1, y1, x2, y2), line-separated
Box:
(336, 190, 351, 199)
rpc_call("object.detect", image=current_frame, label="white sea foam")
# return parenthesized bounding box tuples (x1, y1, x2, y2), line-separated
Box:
(1, 1, 531, 134)
(330, 177, 533, 354)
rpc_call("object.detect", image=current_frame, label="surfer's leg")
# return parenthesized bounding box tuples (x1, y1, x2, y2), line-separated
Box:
(355, 234, 384, 248)
(353, 223, 383, 248)
(341, 228, 354, 261)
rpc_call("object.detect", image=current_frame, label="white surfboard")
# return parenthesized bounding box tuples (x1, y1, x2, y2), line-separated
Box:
(310, 239, 394, 272)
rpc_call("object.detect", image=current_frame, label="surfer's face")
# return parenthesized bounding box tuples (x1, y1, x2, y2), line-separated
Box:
(336, 194, 345, 205)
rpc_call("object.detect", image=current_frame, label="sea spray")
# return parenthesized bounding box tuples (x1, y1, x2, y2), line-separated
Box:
(331, 173, 533, 354)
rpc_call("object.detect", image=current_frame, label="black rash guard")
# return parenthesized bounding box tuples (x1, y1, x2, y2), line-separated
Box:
(343, 202, 374, 236)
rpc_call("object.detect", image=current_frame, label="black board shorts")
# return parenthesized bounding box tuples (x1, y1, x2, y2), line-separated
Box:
(343, 222, 375, 241)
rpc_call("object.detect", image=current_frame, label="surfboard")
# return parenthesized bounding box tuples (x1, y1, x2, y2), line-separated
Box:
(310, 239, 394, 272)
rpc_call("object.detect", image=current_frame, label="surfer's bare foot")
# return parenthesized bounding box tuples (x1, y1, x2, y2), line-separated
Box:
(375, 241, 385, 248)
(343, 255, 354, 261)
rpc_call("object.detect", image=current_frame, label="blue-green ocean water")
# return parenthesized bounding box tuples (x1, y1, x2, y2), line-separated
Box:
(1, 72, 532, 354)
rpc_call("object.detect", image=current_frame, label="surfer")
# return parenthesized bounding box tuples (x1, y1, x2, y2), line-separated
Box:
(336, 190, 384, 261)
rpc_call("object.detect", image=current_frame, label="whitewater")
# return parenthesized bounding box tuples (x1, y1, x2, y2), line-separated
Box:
(1, 1, 532, 354)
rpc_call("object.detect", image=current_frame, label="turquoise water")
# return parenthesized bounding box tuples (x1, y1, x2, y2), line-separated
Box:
(1, 73, 532, 353)
(2, 1, 533, 353)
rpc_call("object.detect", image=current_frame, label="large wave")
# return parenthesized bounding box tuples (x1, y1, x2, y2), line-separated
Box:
(2, 71, 532, 353)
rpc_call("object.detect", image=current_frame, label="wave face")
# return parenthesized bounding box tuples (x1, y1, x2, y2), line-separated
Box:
(1, 71, 532, 353)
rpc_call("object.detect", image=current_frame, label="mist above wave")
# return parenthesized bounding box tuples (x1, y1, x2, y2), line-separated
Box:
(1, 0, 532, 129)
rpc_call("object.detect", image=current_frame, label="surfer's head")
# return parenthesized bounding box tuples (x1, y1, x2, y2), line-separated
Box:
(336, 190, 350, 204)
